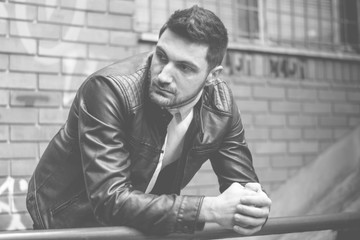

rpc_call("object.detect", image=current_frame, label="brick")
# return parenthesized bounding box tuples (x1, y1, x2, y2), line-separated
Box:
(10, 21, 60, 39)
(109, 0, 135, 15)
(0, 160, 10, 176)
(347, 91, 360, 102)
(303, 128, 332, 140)
(253, 86, 285, 99)
(333, 103, 360, 114)
(11, 125, 59, 141)
(334, 128, 350, 139)
(0, 37, 36, 54)
(256, 169, 288, 182)
(186, 171, 218, 187)
(349, 117, 360, 127)
(0, 213, 33, 230)
(319, 116, 348, 127)
(38, 7, 86, 26)
(271, 128, 301, 140)
(246, 128, 269, 140)
(236, 100, 268, 113)
(303, 102, 332, 114)
(39, 74, 85, 91)
(88, 45, 133, 60)
(62, 58, 110, 75)
(10, 55, 60, 73)
(12, 194, 27, 213)
(0, 90, 9, 105)
(39, 108, 69, 124)
(254, 142, 286, 154)
(0, 19, 8, 35)
(270, 101, 301, 113)
(87, 13, 132, 30)
(0, 54, 9, 69)
(271, 156, 303, 168)
(0, 125, 9, 141)
(252, 156, 270, 168)
(287, 88, 317, 101)
(254, 114, 286, 126)
(0, 3, 36, 20)
(13, 177, 30, 194)
(0, 143, 37, 159)
(39, 40, 87, 58)
(0, 72, 37, 89)
(63, 92, 76, 107)
(318, 89, 346, 101)
(11, 159, 37, 176)
(9, 0, 57, 6)
(288, 115, 317, 127)
(39, 142, 48, 157)
(110, 31, 138, 46)
(60, 0, 107, 12)
(11, 90, 62, 107)
(0, 196, 10, 214)
(62, 26, 109, 44)
(231, 84, 252, 98)
(239, 113, 252, 126)
(289, 141, 319, 154)
(0, 108, 37, 124)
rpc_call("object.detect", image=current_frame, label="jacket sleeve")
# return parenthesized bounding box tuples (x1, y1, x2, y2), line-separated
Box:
(209, 99, 260, 193)
(78, 76, 204, 235)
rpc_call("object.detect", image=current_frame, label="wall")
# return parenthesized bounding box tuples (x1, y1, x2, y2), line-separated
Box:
(0, 0, 360, 231)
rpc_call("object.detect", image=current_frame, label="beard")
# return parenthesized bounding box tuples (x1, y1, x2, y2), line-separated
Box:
(148, 75, 205, 109)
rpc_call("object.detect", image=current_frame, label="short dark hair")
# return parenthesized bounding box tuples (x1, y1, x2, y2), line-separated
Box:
(159, 5, 228, 70)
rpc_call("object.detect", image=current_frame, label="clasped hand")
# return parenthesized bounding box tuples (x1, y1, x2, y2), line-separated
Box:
(214, 182, 271, 235)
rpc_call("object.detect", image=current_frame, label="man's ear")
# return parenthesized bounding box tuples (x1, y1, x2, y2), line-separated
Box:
(205, 66, 223, 86)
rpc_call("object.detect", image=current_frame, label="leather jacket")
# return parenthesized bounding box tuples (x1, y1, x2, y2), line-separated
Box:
(26, 52, 259, 235)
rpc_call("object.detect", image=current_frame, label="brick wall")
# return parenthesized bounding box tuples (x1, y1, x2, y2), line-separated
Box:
(0, 0, 138, 230)
(0, 0, 360, 231)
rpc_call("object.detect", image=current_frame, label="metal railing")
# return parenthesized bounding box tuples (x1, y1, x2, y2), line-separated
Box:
(0, 212, 359, 240)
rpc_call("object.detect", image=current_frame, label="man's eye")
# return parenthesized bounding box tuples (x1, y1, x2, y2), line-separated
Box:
(156, 52, 167, 62)
(179, 64, 193, 73)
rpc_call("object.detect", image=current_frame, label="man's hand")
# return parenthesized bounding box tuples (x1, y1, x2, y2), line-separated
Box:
(232, 182, 271, 235)
(199, 182, 257, 230)
(199, 182, 271, 236)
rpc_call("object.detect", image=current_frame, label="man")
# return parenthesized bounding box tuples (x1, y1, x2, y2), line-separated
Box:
(26, 5, 271, 236)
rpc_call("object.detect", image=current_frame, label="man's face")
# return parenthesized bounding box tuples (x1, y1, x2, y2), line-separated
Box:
(149, 29, 210, 108)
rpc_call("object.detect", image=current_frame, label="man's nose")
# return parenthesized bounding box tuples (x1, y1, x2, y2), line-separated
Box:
(158, 63, 174, 84)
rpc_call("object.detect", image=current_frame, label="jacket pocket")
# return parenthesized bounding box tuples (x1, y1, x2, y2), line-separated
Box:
(50, 190, 84, 217)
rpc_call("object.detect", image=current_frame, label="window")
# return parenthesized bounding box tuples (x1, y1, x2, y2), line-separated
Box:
(135, 0, 360, 53)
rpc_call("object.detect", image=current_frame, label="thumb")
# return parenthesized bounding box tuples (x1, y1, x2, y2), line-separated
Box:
(245, 182, 262, 192)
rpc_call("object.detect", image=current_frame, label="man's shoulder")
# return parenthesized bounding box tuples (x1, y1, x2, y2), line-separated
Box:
(84, 52, 152, 110)
(203, 78, 234, 115)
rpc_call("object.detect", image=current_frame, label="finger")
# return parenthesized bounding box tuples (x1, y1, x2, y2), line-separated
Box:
(233, 225, 262, 236)
(240, 193, 272, 207)
(236, 204, 269, 218)
(234, 213, 266, 227)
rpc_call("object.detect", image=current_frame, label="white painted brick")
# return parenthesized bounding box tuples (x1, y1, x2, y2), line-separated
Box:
(10, 55, 60, 73)
(0, 3, 36, 20)
(87, 13, 132, 30)
(88, 45, 133, 60)
(0, 72, 37, 89)
(38, 7, 86, 26)
(62, 26, 109, 44)
(11, 90, 62, 107)
(10, 21, 60, 39)
(60, 0, 107, 12)
(39, 40, 87, 58)
(39, 74, 85, 91)
(0, 37, 36, 54)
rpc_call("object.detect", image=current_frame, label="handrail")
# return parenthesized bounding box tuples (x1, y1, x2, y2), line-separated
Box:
(0, 212, 359, 240)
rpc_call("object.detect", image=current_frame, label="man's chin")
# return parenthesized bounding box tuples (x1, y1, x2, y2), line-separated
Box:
(149, 92, 173, 108)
